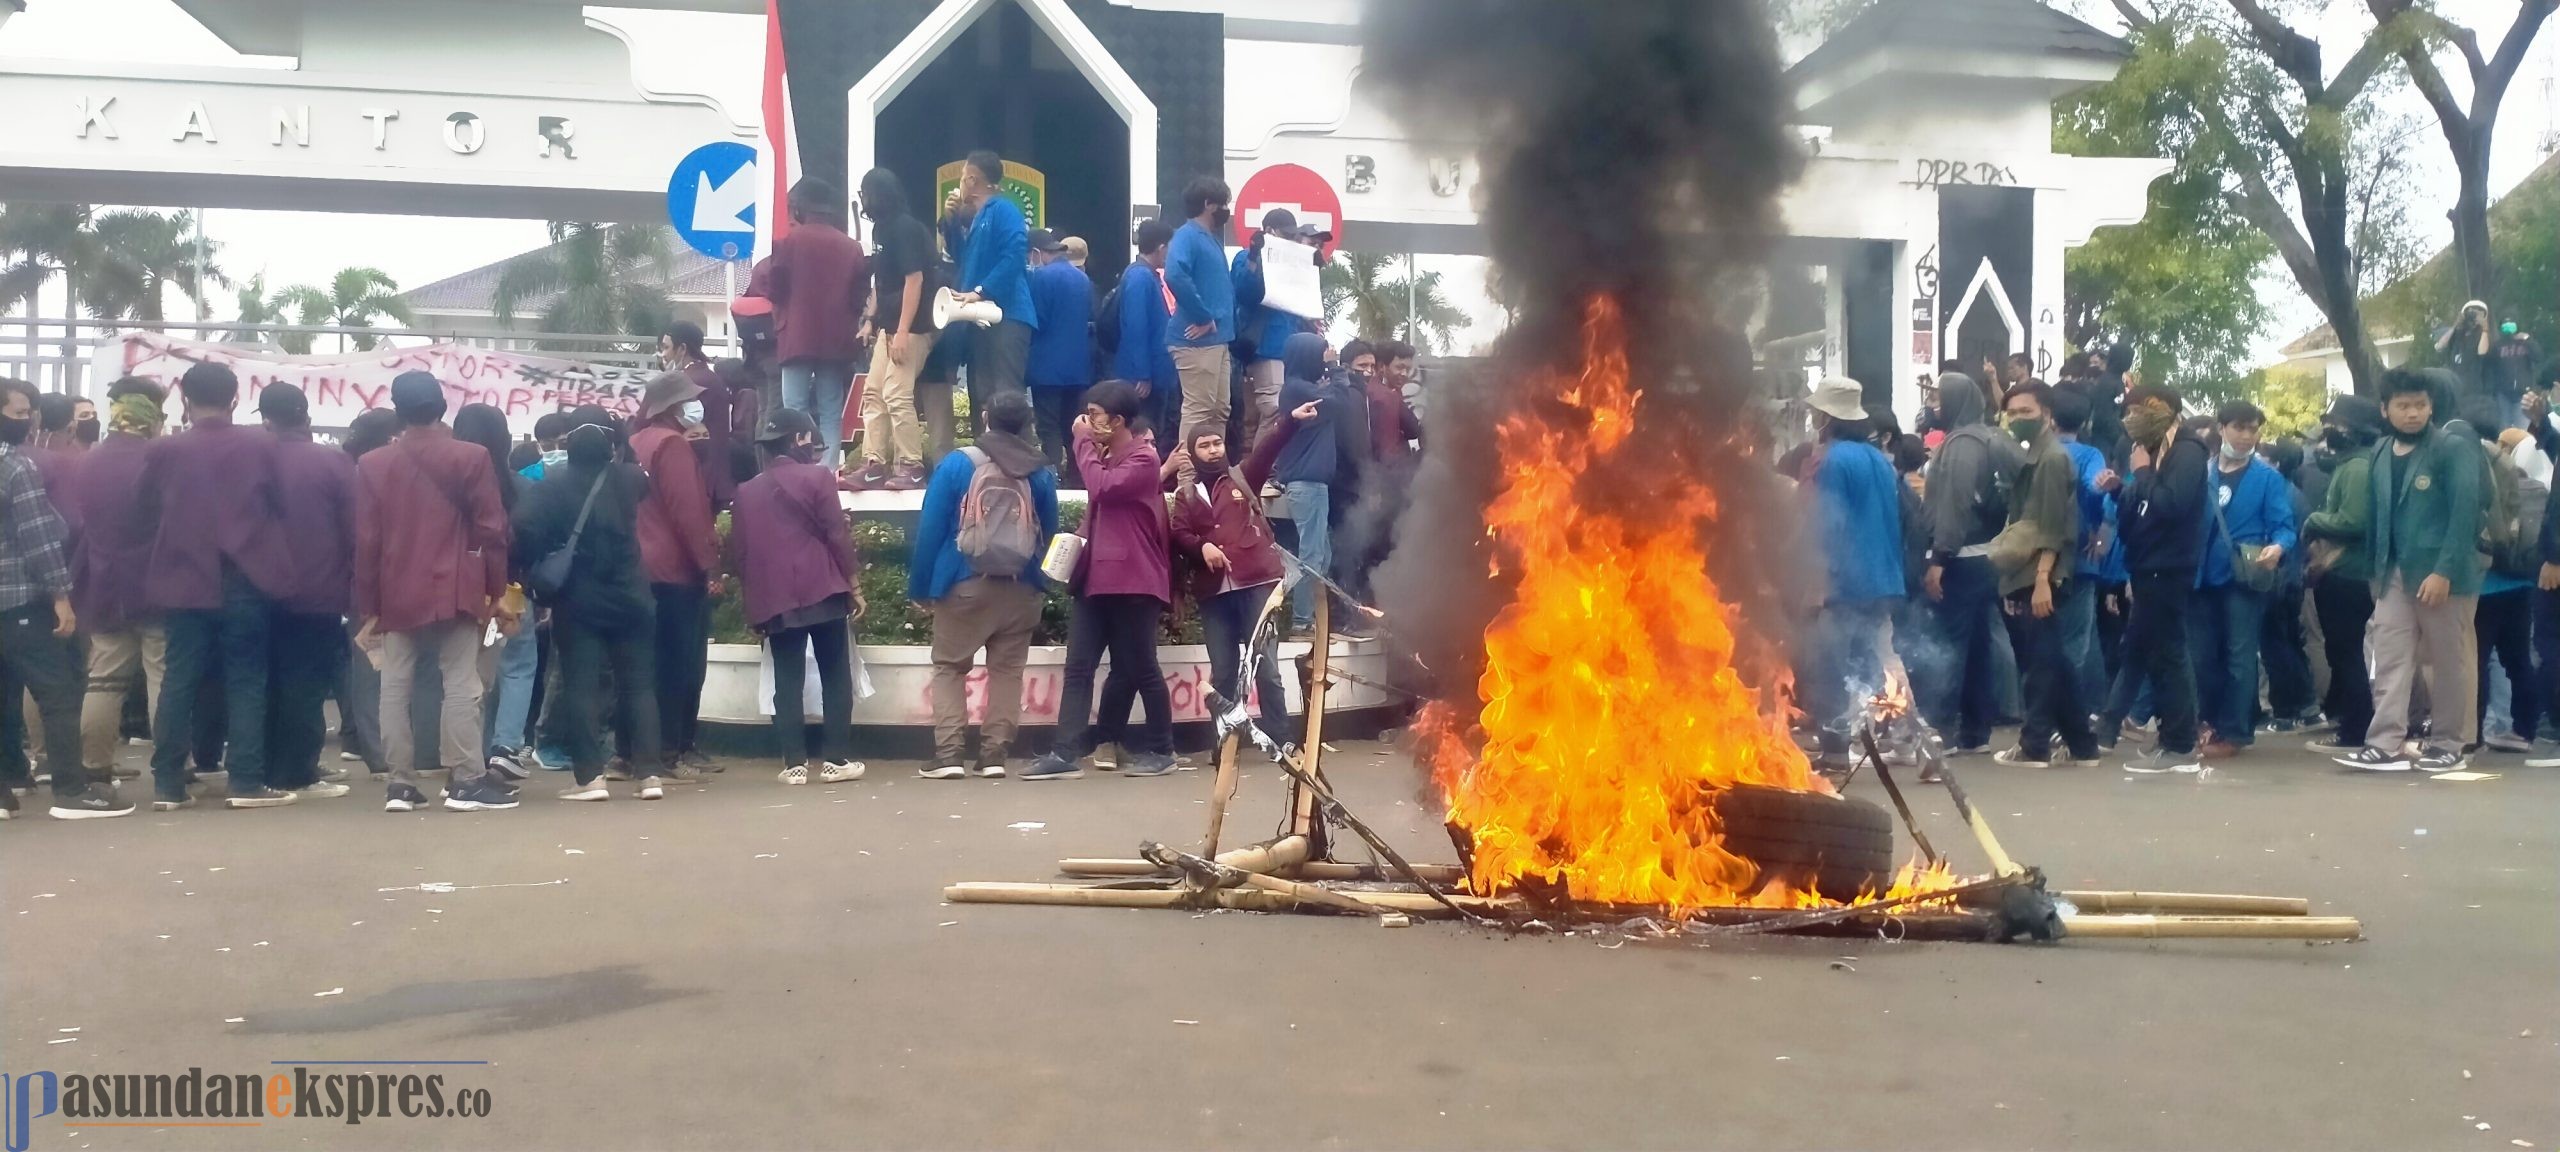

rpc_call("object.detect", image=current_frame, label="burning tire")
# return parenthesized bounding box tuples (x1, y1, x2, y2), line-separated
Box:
(1710, 785, 1895, 902)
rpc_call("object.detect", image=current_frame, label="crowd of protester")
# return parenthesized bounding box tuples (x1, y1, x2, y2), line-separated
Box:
(1801, 308, 2556, 777)
(0, 154, 1421, 820)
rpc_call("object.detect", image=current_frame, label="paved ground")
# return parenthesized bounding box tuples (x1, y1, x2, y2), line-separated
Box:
(5, 736, 2557, 1150)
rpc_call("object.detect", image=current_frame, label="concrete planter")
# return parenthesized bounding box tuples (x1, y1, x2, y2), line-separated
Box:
(701, 636, 1397, 728)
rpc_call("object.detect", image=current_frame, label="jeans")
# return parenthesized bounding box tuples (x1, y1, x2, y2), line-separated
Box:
(2056, 577, 2106, 708)
(2188, 582, 2269, 746)
(768, 617, 853, 768)
(1202, 584, 1293, 747)
(2260, 584, 2316, 725)
(1054, 594, 1172, 759)
(2100, 567, 2201, 755)
(482, 620, 540, 755)
(928, 576, 1044, 767)
(2313, 576, 2376, 746)
(151, 570, 276, 798)
(2006, 589, 2098, 760)
(0, 601, 89, 798)
(967, 318, 1033, 405)
(1031, 387, 1085, 487)
(1923, 556, 2001, 748)
(552, 615, 659, 784)
(651, 582, 710, 760)
(382, 618, 485, 791)
(1807, 598, 1893, 757)
(265, 609, 343, 790)
(1283, 481, 1331, 629)
(781, 359, 855, 467)
(2476, 587, 2537, 742)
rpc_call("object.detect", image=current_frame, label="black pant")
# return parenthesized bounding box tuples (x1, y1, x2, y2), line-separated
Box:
(767, 617, 853, 767)
(2006, 590, 2098, 760)
(966, 319, 1033, 414)
(2477, 587, 2537, 742)
(2311, 576, 2375, 745)
(1202, 585, 1293, 746)
(0, 602, 88, 797)
(1927, 556, 2001, 748)
(2103, 567, 2202, 755)
(553, 615, 659, 784)
(1030, 387, 1085, 487)
(2261, 585, 2316, 724)
(264, 609, 343, 789)
(1055, 594, 1172, 758)
(2094, 579, 2128, 679)
(651, 582, 709, 760)
(152, 570, 275, 797)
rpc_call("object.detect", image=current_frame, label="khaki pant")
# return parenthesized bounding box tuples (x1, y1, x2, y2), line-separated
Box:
(80, 626, 166, 773)
(928, 576, 1044, 767)
(382, 619, 486, 790)
(1173, 344, 1231, 445)
(1242, 357, 1284, 449)
(862, 329, 937, 469)
(2368, 576, 2478, 750)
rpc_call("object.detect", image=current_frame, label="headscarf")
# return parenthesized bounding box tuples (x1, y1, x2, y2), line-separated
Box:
(109, 392, 164, 438)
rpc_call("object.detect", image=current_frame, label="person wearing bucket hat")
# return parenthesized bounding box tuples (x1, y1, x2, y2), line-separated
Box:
(629, 370, 720, 782)
(728, 406, 866, 786)
(1799, 375, 1902, 773)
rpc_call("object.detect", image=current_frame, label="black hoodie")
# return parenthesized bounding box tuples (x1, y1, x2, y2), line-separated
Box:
(2119, 426, 2210, 574)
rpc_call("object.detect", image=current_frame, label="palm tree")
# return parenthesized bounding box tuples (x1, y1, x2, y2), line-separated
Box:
(86, 209, 225, 326)
(283, 266, 412, 352)
(1319, 251, 1471, 353)
(491, 222, 676, 349)
(0, 203, 103, 371)
(227, 273, 311, 353)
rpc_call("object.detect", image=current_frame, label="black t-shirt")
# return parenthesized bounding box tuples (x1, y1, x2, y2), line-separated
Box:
(2390, 442, 2414, 506)
(871, 215, 937, 335)
(2490, 334, 2540, 396)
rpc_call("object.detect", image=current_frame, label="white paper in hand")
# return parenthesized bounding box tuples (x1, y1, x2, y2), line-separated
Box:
(755, 622, 876, 718)
(1261, 235, 1322, 320)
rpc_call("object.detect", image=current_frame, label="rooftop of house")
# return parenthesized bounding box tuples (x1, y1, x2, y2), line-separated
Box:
(2281, 147, 2560, 357)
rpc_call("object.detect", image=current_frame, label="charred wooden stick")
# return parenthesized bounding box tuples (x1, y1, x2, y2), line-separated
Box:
(1268, 751, 1490, 925)
(1859, 727, 1941, 869)
(944, 881, 1514, 917)
(1057, 857, 1469, 884)
(2062, 914, 2362, 941)
(1684, 871, 2028, 938)
(1929, 761, 2024, 877)
(1140, 841, 1402, 920)
(2058, 891, 2312, 917)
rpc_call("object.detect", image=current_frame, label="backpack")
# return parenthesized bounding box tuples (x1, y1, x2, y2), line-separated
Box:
(1094, 277, 1127, 359)
(2484, 447, 2547, 577)
(955, 447, 1040, 576)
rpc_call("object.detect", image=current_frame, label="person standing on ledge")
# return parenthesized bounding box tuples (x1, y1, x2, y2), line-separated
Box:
(947, 149, 1038, 417)
(749, 177, 869, 468)
(1164, 176, 1237, 443)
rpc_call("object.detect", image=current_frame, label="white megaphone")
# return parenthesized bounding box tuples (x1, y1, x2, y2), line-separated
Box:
(933, 286, 1003, 329)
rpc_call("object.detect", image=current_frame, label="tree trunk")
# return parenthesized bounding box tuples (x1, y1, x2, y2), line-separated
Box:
(58, 264, 80, 394)
(2303, 157, 2380, 396)
(2450, 131, 2497, 305)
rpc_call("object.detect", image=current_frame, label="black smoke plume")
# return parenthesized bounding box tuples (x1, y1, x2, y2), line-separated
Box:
(1364, 0, 1808, 700)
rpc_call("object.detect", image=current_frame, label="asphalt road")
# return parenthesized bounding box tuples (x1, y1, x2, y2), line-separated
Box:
(5, 737, 2556, 1150)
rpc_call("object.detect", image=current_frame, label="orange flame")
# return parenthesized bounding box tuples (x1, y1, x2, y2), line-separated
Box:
(1422, 296, 1844, 913)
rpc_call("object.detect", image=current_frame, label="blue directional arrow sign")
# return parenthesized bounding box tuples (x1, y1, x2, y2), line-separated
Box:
(666, 140, 760, 260)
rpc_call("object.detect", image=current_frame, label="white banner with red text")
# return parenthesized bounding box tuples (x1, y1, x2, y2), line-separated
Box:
(91, 334, 657, 439)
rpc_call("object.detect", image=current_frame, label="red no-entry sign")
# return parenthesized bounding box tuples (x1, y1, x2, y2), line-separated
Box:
(1234, 163, 1344, 259)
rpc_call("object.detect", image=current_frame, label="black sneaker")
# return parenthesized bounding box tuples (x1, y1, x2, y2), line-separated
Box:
(383, 783, 428, 812)
(2413, 745, 2470, 773)
(49, 789, 137, 820)
(443, 780, 521, 811)
(1123, 752, 1178, 778)
(150, 789, 195, 811)
(2332, 746, 2412, 772)
(0, 786, 16, 817)
(225, 786, 298, 809)
(486, 752, 530, 782)
(1019, 754, 1083, 781)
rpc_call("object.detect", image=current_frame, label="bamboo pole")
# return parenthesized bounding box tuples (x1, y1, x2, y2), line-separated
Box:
(2062, 914, 2361, 940)
(1213, 835, 1311, 877)
(1201, 727, 1244, 858)
(944, 881, 1515, 917)
(1057, 858, 1470, 884)
(1292, 594, 1333, 843)
(2058, 891, 2311, 917)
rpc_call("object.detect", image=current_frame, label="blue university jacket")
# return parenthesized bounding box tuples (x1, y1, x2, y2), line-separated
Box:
(957, 195, 1037, 329)
(1814, 438, 1905, 604)
(1230, 248, 1302, 362)
(1164, 221, 1234, 347)
(1108, 263, 1177, 395)
(2198, 455, 2297, 590)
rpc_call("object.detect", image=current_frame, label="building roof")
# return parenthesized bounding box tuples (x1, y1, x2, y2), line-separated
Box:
(2280, 147, 2560, 356)
(1790, 0, 2130, 83)
(401, 231, 738, 316)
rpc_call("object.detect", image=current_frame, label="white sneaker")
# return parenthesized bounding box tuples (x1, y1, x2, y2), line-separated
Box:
(778, 766, 810, 786)
(2332, 746, 2413, 772)
(296, 781, 352, 799)
(339, 751, 364, 763)
(1991, 747, 2050, 769)
(818, 761, 866, 783)
(917, 765, 969, 780)
(2413, 746, 2470, 773)
(974, 763, 1006, 778)
(635, 776, 665, 800)
(558, 780, 610, 802)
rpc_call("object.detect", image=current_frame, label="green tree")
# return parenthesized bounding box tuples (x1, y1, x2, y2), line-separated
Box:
(491, 222, 676, 349)
(0, 202, 103, 371)
(284, 266, 413, 353)
(1320, 252, 1470, 353)
(2390, 0, 2556, 305)
(2056, 16, 2274, 397)
(226, 272, 312, 353)
(85, 209, 224, 325)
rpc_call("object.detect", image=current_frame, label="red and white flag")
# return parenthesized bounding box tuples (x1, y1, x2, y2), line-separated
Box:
(752, 0, 800, 264)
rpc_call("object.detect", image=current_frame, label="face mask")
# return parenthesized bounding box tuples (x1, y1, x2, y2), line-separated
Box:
(542, 448, 568, 469)
(0, 415, 28, 446)
(2504, 323, 2520, 337)
(2321, 428, 2355, 454)
(75, 417, 99, 444)
(1211, 207, 1233, 229)
(680, 400, 704, 425)
(2219, 439, 2249, 463)
(2393, 422, 2428, 444)
(2123, 405, 2174, 446)
(2007, 416, 2043, 444)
